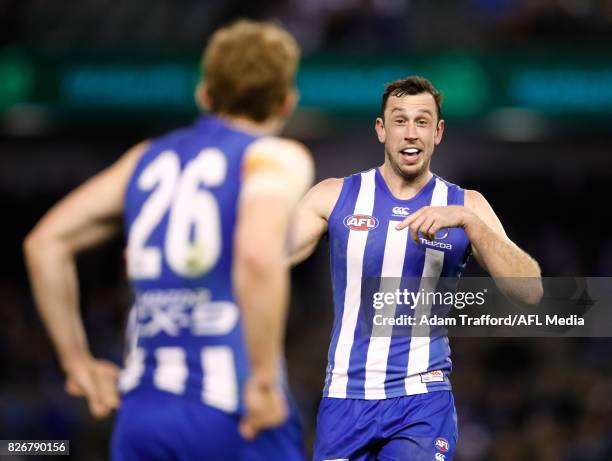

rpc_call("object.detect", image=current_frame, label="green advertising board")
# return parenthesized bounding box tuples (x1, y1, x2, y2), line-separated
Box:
(1, 47, 611, 128)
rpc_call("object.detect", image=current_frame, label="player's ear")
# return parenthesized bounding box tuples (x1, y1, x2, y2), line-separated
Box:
(434, 119, 445, 145)
(279, 88, 299, 118)
(195, 82, 212, 112)
(375, 117, 386, 143)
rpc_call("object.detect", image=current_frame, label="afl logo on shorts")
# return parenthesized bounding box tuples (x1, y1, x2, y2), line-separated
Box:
(344, 214, 379, 231)
(434, 438, 449, 452)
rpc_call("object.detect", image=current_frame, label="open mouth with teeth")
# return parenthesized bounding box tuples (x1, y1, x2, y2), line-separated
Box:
(400, 147, 422, 162)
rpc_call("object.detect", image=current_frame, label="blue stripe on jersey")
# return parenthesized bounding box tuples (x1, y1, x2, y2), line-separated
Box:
(324, 168, 472, 399)
(379, 171, 440, 398)
(323, 174, 360, 396)
(377, 172, 438, 398)
(121, 115, 260, 414)
(344, 173, 389, 399)
(424, 177, 471, 393)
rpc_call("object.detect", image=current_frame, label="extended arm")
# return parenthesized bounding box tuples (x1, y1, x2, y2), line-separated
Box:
(23, 142, 147, 417)
(233, 137, 313, 438)
(396, 189, 543, 304)
(463, 191, 539, 276)
(463, 189, 543, 304)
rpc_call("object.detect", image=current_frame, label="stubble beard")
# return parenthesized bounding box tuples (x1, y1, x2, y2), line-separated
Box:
(385, 148, 430, 182)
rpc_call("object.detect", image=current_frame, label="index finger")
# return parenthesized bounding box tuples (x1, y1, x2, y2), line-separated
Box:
(395, 208, 424, 230)
(239, 417, 258, 440)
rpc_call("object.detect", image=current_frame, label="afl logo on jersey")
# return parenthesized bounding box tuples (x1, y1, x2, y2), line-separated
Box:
(344, 214, 379, 231)
(434, 438, 450, 452)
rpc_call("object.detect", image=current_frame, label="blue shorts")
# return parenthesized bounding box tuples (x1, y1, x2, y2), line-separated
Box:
(111, 388, 305, 461)
(313, 391, 457, 461)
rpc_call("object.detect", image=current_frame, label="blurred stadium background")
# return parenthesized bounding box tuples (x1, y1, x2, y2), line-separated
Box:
(2, 0, 612, 459)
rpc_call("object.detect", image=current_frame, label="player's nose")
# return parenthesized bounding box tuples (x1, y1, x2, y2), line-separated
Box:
(404, 121, 418, 139)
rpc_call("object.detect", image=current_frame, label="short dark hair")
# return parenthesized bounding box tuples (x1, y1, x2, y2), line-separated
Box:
(380, 76, 442, 120)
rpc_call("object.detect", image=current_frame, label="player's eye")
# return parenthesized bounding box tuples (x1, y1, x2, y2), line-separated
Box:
(394, 118, 406, 125)
(417, 119, 429, 127)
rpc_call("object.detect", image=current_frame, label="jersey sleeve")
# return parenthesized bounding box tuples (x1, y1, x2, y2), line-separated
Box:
(240, 136, 314, 207)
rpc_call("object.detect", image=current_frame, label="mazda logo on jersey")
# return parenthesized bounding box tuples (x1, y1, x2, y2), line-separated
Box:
(344, 214, 379, 231)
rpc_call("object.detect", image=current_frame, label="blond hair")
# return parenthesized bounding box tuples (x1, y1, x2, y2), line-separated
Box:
(202, 19, 300, 122)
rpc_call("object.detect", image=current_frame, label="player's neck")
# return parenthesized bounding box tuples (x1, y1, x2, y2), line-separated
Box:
(379, 163, 433, 200)
(217, 113, 284, 136)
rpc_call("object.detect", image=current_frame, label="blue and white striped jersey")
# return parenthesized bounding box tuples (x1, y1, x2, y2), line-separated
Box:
(119, 115, 260, 414)
(323, 168, 471, 399)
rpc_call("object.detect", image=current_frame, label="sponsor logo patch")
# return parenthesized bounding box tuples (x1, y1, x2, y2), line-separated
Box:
(434, 438, 449, 452)
(434, 229, 449, 240)
(391, 206, 410, 217)
(343, 214, 379, 231)
(419, 238, 453, 250)
(420, 370, 445, 383)
(435, 453, 447, 461)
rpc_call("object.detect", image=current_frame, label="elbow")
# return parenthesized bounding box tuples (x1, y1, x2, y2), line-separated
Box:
(503, 282, 543, 306)
(23, 229, 44, 262)
(235, 240, 284, 276)
(496, 273, 543, 306)
(519, 269, 544, 305)
(522, 282, 544, 305)
(23, 226, 65, 264)
(525, 262, 543, 305)
(514, 258, 543, 305)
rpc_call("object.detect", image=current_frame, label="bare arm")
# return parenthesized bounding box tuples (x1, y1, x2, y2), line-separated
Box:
(233, 137, 313, 438)
(23, 141, 147, 416)
(396, 189, 543, 304)
(463, 189, 543, 304)
(463, 190, 539, 277)
(288, 177, 344, 265)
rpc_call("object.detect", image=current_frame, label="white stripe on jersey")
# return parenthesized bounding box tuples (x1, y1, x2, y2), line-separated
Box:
(327, 169, 376, 398)
(363, 220, 409, 399)
(201, 346, 238, 412)
(154, 347, 188, 394)
(118, 348, 145, 392)
(405, 178, 448, 395)
(118, 306, 145, 393)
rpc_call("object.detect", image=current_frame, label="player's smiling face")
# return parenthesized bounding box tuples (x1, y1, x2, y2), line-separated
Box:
(375, 93, 444, 180)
